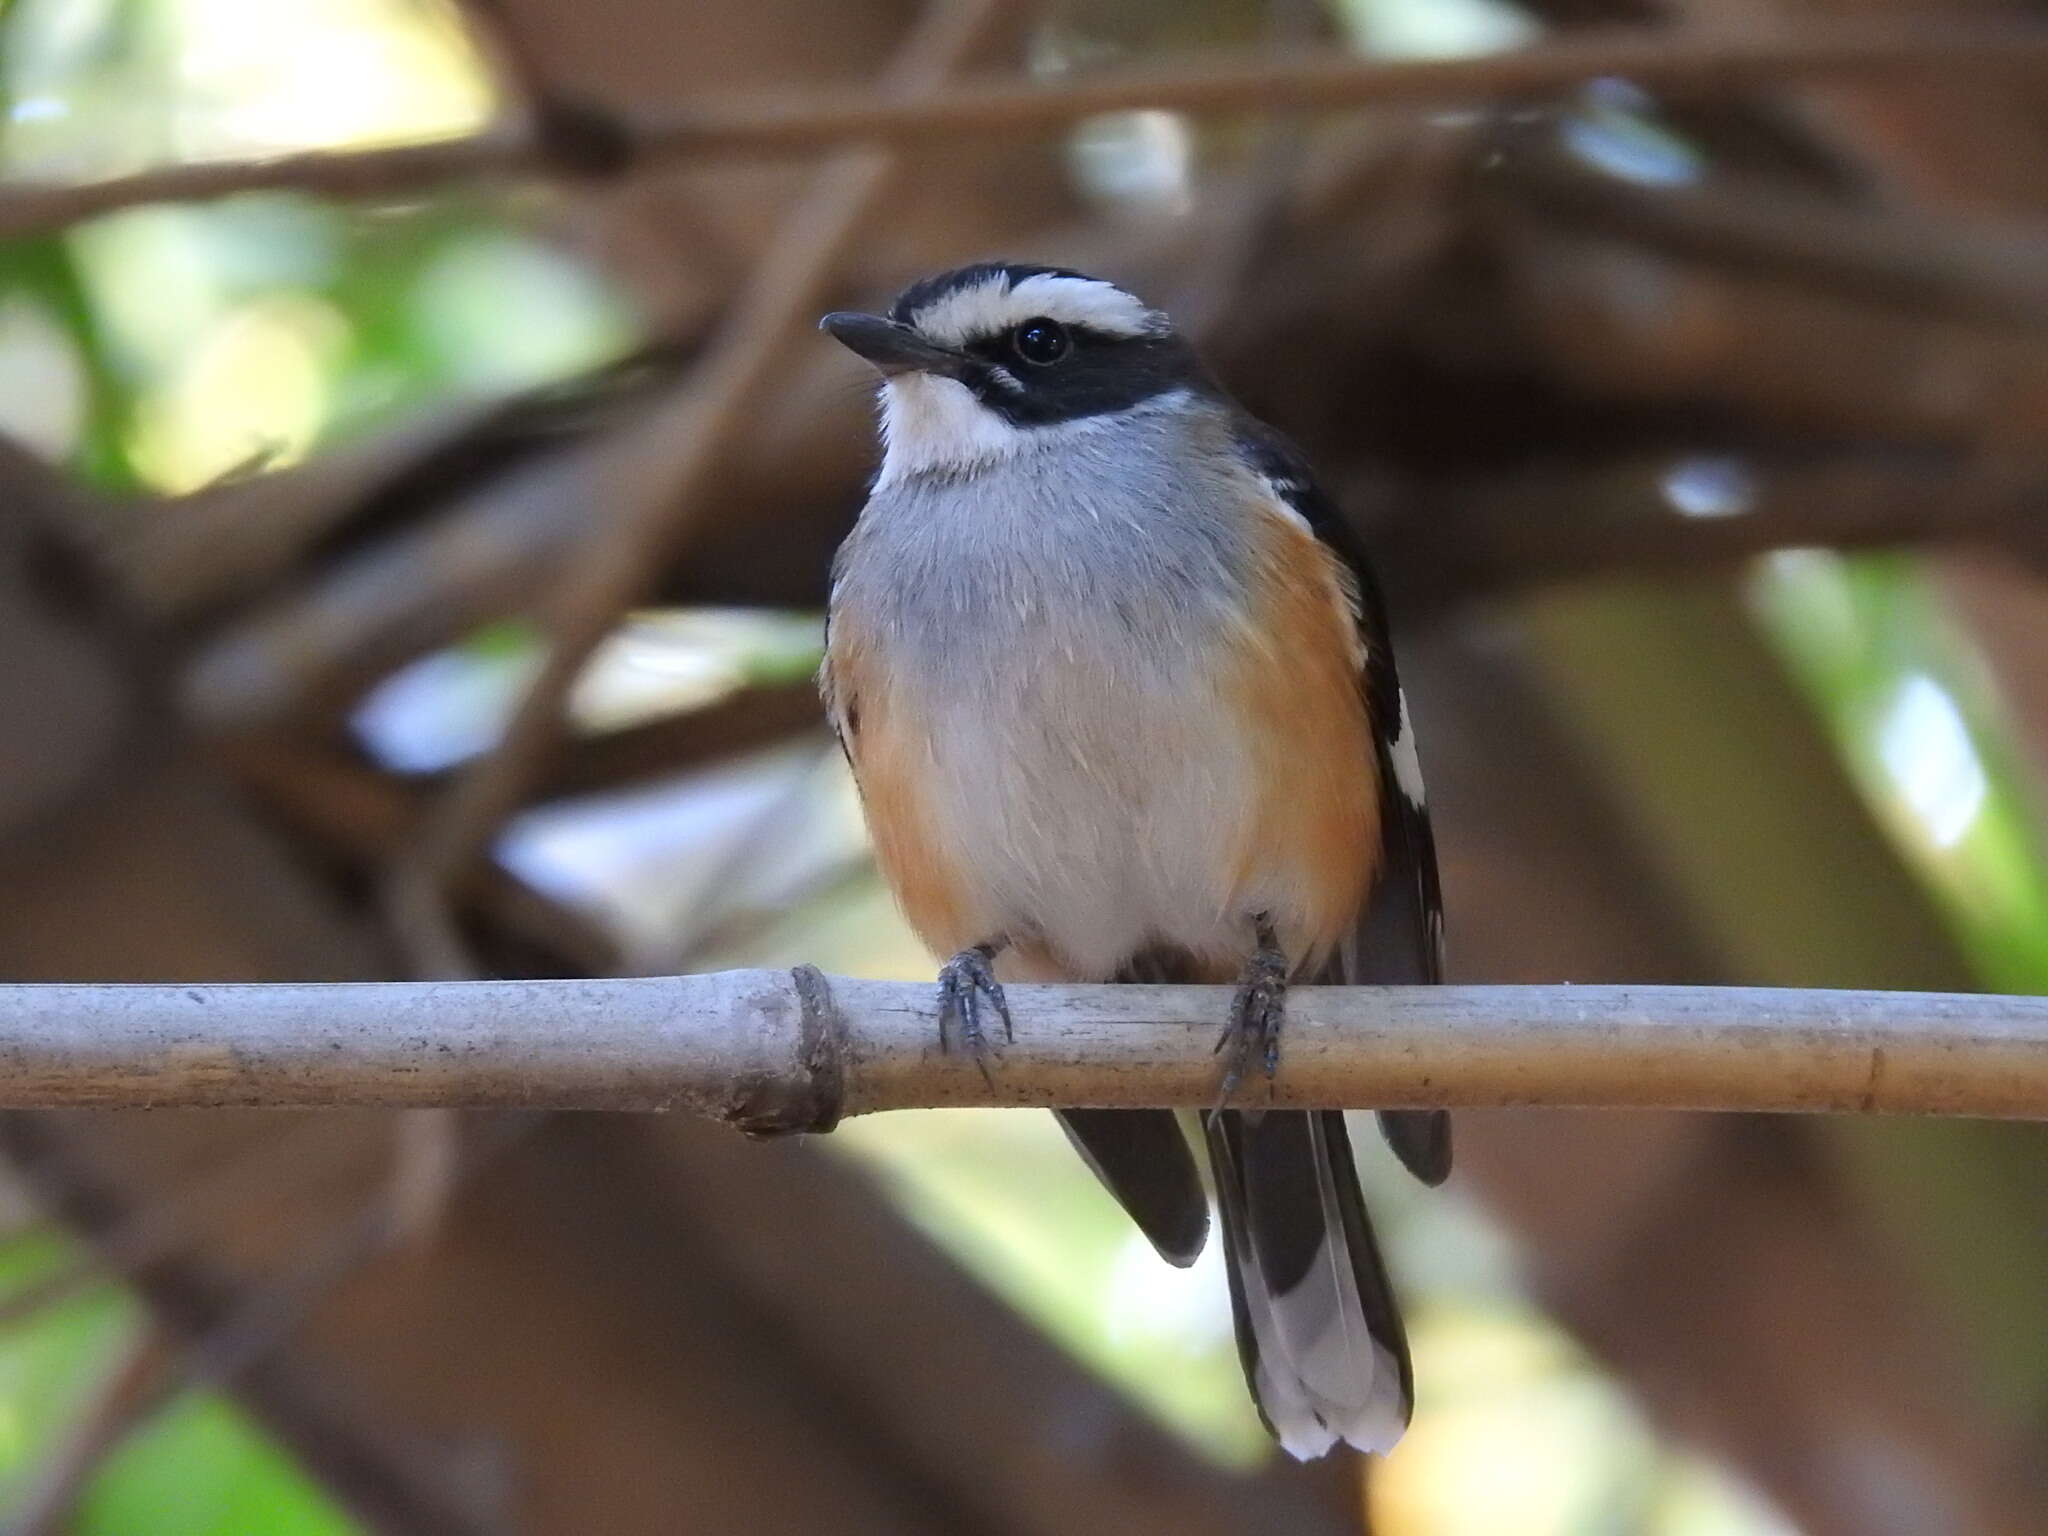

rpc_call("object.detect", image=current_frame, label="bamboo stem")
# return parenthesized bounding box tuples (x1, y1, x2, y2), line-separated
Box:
(0, 973, 2040, 1125)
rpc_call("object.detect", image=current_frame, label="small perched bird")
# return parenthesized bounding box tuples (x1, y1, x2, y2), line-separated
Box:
(819, 264, 1447, 1458)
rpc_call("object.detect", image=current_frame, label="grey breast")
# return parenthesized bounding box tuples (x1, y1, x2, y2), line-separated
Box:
(832, 400, 1259, 702)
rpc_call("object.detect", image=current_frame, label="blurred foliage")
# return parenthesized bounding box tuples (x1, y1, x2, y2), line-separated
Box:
(14, 192, 635, 494)
(0, 1232, 353, 1532)
(1753, 552, 2048, 993)
(79, 1394, 357, 1536)
(0, 0, 633, 495)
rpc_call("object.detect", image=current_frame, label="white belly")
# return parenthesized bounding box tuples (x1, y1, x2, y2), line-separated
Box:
(905, 651, 1263, 980)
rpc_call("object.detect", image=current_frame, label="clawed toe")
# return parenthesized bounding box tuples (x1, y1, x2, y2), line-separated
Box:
(937, 943, 1011, 1085)
(1216, 919, 1288, 1105)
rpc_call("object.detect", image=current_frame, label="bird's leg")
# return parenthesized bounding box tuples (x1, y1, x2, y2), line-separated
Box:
(1215, 914, 1287, 1104)
(937, 939, 1012, 1086)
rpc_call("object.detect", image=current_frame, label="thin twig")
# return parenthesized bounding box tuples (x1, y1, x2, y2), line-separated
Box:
(0, 974, 2042, 1121)
(383, 0, 1010, 979)
(3, 21, 2048, 238)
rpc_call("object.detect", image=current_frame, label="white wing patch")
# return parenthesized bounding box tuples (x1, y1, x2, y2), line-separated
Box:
(1389, 689, 1427, 809)
(911, 271, 1166, 348)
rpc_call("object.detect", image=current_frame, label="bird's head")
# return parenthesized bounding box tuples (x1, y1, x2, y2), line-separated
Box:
(821, 263, 1213, 485)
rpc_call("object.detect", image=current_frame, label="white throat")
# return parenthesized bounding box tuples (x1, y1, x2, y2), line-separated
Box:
(873, 376, 1190, 488)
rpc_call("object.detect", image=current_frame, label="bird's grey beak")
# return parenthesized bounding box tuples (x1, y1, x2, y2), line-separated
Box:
(819, 311, 966, 378)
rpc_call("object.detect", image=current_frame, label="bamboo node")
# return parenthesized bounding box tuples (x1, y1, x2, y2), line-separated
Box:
(729, 965, 847, 1137)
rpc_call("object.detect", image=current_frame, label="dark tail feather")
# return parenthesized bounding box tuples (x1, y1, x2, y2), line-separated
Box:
(1055, 1108, 1209, 1268)
(1376, 1108, 1452, 1187)
(1205, 1108, 1412, 1458)
(1050, 946, 1213, 1268)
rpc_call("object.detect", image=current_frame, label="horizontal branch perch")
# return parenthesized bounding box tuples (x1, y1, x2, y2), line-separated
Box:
(0, 972, 2043, 1129)
(5, 20, 2048, 238)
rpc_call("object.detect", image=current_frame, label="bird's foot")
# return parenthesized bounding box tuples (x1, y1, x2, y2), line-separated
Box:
(1216, 917, 1287, 1105)
(937, 942, 1011, 1086)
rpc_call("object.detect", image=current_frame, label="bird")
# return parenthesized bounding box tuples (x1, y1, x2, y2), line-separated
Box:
(818, 262, 1448, 1459)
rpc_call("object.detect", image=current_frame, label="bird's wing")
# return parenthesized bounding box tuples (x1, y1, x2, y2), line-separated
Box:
(1233, 419, 1451, 1185)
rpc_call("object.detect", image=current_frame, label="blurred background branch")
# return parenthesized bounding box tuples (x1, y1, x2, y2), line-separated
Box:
(6, 20, 2048, 239)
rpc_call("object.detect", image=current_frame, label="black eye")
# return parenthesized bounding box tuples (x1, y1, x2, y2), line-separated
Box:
(1010, 317, 1070, 366)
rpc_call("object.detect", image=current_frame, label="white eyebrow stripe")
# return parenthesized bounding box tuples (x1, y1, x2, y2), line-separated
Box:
(910, 272, 1164, 347)
(1009, 273, 1163, 338)
(907, 274, 1008, 347)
